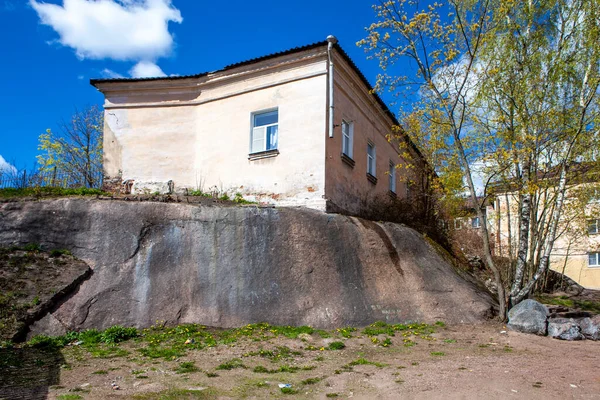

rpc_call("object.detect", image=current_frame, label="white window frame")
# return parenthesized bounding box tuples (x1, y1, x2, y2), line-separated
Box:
(250, 109, 278, 154)
(588, 252, 600, 267)
(342, 120, 354, 159)
(389, 161, 396, 193)
(588, 219, 599, 235)
(471, 217, 481, 229)
(454, 218, 462, 230)
(367, 142, 376, 176)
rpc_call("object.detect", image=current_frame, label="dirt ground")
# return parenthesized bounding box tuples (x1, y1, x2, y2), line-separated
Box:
(2, 321, 598, 400)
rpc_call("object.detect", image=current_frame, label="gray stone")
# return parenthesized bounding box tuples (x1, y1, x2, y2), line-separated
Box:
(548, 318, 584, 341)
(507, 299, 548, 336)
(0, 199, 495, 332)
(580, 316, 600, 340)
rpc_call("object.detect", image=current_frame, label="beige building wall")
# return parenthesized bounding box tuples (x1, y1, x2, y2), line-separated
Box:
(489, 189, 600, 289)
(97, 49, 329, 209)
(324, 52, 416, 215)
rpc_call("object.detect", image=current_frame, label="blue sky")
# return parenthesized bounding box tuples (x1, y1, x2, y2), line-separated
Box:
(0, 0, 388, 171)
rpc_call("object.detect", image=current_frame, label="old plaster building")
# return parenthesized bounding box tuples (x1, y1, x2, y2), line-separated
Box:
(91, 36, 428, 216)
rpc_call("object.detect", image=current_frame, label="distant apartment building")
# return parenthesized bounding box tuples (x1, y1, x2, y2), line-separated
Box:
(91, 36, 428, 216)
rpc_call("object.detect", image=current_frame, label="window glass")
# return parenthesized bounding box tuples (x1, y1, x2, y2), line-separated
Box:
(254, 110, 278, 127)
(588, 219, 598, 234)
(389, 161, 396, 193)
(251, 110, 278, 153)
(342, 121, 353, 158)
(589, 252, 599, 267)
(367, 143, 376, 176)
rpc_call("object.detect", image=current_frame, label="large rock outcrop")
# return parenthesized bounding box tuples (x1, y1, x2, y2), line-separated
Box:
(0, 198, 494, 334)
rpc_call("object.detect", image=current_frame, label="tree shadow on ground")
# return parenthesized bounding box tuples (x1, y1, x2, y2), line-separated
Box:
(0, 347, 64, 400)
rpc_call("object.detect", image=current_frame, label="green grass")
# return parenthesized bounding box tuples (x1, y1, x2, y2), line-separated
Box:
(57, 395, 83, 400)
(430, 351, 445, 356)
(216, 358, 246, 370)
(348, 358, 387, 368)
(0, 187, 106, 198)
(326, 394, 339, 398)
(301, 377, 322, 385)
(243, 346, 301, 361)
(175, 361, 199, 374)
(362, 321, 436, 337)
(92, 369, 108, 375)
(536, 295, 600, 313)
(327, 341, 346, 350)
(132, 388, 216, 399)
(280, 387, 299, 394)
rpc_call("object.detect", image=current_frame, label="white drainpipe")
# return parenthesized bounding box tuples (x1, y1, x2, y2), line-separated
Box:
(327, 35, 338, 138)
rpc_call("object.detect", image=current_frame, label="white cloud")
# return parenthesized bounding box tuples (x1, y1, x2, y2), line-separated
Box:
(101, 68, 125, 79)
(129, 61, 166, 78)
(0, 155, 17, 175)
(30, 0, 182, 76)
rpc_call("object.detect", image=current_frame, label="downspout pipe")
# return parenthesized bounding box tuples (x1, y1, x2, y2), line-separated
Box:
(327, 35, 338, 138)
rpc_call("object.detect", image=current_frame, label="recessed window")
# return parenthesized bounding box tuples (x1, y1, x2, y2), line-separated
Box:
(342, 120, 354, 159)
(250, 109, 278, 154)
(367, 143, 376, 176)
(588, 252, 600, 267)
(454, 218, 462, 230)
(471, 217, 481, 229)
(389, 161, 396, 193)
(588, 219, 599, 234)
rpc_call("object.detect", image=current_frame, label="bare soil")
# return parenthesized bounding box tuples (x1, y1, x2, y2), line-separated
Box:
(3, 322, 598, 400)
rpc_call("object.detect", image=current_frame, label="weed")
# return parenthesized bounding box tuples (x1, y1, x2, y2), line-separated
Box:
(92, 370, 108, 375)
(326, 394, 339, 398)
(395, 379, 405, 384)
(206, 372, 219, 378)
(316, 330, 331, 338)
(57, 395, 83, 400)
(315, 356, 324, 362)
(281, 387, 298, 394)
(301, 377, 322, 385)
(348, 358, 386, 368)
(138, 345, 184, 360)
(435, 321, 446, 328)
(216, 358, 246, 370)
(100, 325, 138, 344)
(336, 327, 357, 338)
(175, 361, 199, 374)
(443, 339, 456, 343)
(132, 388, 216, 399)
(328, 341, 346, 350)
(23, 243, 42, 252)
(430, 351, 445, 356)
(49, 249, 72, 257)
(381, 337, 392, 347)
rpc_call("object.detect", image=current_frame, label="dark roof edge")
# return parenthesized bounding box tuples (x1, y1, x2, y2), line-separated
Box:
(89, 39, 427, 165)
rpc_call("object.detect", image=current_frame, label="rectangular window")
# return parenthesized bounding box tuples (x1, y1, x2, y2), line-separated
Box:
(588, 252, 600, 267)
(471, 217, 481, 228)
(454, 218, 462, 230)
(251, 109, 278, 154)
(342, 120, 353, 158)
(367, 143, 376, 176)
(389, 161, 396, 193)
(588, 219, 599, 234)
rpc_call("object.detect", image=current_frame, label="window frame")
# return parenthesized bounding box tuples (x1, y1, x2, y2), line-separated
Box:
(389, 160, 396, 193)
(471, 217, 481, 229)
(341, 120, 354, 159)
(588, 219, 599, 235)
(367, 142, 376, 177)
(249, 108, 279, 155)
(454, 218, 462, 230)
(588, 252, 600, 267)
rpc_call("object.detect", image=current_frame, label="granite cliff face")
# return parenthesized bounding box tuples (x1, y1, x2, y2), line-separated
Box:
(0, 199, 494, 334)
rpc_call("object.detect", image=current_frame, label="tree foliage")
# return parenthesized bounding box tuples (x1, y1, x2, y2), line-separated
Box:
(360, 0, 600, 318)
(37, 105, 103, 188)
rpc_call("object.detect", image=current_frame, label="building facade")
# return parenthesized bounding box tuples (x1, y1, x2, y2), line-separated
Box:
(91, 38, 427, 216)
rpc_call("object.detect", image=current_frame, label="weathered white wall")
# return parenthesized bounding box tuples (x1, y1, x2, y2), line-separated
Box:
(98, 50, 328, 209)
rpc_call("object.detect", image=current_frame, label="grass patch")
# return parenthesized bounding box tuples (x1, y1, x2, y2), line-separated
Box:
(327, 341, 345, 350)
(536, 295, 600, 314)
(138, 345, 184, 360)
(348, 358, 387, 368)
(362, 321, 436, 337)
(57, 395, 83, 400)
(430, 351, 445, 356)
(326, 394, 339, 398)
(0, 187, 106, 198)
(132, 388, 216, 399)
(301, 377, 322, 385)
(92, 369, 108, 375)
(243, 346, 301, 361)
(216, 358, 246, 370)
(281, 387, 299, 395)
(175, 361, 199, 374)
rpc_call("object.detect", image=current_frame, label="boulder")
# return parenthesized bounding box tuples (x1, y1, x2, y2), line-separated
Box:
(507, 299, 548, 336)
(548, 318, 584, 341)
(580, 316, 600, 340)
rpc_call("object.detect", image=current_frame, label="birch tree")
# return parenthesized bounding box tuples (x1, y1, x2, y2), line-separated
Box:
(360, 0, 600, 318)
(37, 106, 104, 188)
